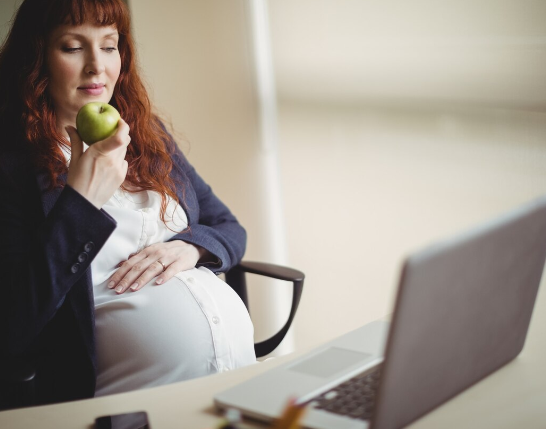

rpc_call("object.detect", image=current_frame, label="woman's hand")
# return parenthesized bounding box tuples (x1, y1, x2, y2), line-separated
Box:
(108, 241, 211, 294)
(66, 119, 131, 209)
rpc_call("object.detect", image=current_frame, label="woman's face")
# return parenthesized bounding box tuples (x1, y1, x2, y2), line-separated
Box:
(47, 23, 121, 131)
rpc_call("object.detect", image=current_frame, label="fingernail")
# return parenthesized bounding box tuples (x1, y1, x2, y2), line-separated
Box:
(130, 283, 138, 291)
(115, 285, 124, 293)
(108, 281, 116, 289)
(156, 278, 163, 285)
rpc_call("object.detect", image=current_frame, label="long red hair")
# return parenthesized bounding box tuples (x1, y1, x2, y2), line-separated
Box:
(0, 0, 181, 219)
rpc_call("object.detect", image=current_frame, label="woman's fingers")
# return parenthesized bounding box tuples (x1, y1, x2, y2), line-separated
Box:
(154, 259, 183, 286)
(109, 241, 202, 294)
(130, 260, 170, 291)
(107, 252, 148, 292)
(93, 118, 131, 154)
(111, 258, 170, 294)
(108, 253, 166, 294)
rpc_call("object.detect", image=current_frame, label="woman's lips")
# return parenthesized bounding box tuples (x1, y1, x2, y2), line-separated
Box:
(78, 85, 105, 96)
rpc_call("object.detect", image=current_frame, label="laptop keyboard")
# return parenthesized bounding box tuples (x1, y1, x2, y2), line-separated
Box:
(307, 365, 382, 421)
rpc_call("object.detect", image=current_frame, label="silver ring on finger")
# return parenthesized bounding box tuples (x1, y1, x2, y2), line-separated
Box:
(157, 260, 167, 272)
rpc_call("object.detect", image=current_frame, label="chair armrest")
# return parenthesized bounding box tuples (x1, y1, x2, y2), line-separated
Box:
(225, 261, 305, 357)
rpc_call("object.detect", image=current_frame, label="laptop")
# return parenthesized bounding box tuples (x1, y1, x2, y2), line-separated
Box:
(215, 196, 546, 429)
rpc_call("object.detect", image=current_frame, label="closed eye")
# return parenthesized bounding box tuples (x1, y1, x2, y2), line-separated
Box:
(62, 47, 82, 53)
(102, 47, 118, 53)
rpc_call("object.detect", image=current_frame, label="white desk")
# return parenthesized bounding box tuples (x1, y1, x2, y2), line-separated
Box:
(1, 286, 545, 429)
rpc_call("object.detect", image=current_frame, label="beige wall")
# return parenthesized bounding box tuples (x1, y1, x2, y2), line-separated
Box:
(266, 1, 546, 349)
(268, 0, 546, 110)
(276, 102, 546, 348)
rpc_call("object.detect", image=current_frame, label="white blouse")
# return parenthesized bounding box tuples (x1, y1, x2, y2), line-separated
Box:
(92, 188, 256, 396)
(60, 144, 256, 396)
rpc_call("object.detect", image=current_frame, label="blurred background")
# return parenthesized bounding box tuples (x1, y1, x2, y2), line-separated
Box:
(2, 0, 546, 354)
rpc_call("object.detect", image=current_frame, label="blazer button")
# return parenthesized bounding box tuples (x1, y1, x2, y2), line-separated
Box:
(84, 242, 95, 252)
(71, 263, 80, 274)
(78, 252, 88, 263)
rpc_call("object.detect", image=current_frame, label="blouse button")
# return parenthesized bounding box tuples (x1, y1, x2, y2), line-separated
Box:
(212, 316, 220, 324)
(187, 277, 195, 284)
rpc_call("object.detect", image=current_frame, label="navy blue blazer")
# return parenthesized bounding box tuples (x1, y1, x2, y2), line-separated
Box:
(0, 136, 246, 404)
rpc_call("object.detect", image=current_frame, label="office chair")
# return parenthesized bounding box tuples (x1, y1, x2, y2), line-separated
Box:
(0, 261, 304, 410)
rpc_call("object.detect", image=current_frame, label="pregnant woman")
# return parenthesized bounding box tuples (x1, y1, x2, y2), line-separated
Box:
(0, 0, 255, 405)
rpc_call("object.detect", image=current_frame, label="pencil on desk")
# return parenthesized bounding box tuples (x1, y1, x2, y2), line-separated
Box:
(271, 398, 307, 429)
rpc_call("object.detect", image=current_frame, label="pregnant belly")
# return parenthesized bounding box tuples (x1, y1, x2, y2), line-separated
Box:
(93, 267, 255, 396)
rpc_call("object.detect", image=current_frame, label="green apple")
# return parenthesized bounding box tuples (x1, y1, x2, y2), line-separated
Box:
(76, 102, 121, 145)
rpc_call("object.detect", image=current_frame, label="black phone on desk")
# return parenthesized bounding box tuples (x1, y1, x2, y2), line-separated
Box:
(95, 411, 151, 429)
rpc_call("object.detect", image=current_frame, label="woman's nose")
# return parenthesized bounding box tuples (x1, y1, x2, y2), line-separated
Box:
(84, 50, 105, 75)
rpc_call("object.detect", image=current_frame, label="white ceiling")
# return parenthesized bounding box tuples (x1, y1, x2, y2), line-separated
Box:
(267, 0, 546, 110)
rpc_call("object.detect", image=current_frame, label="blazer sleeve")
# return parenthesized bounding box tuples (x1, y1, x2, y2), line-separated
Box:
(0, 160, 116, 357)
(167, 143, 247, 274)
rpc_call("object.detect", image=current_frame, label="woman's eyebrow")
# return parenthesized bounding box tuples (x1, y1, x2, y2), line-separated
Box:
(53, 31, 119, 42)
(102, 32, 119, 40)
